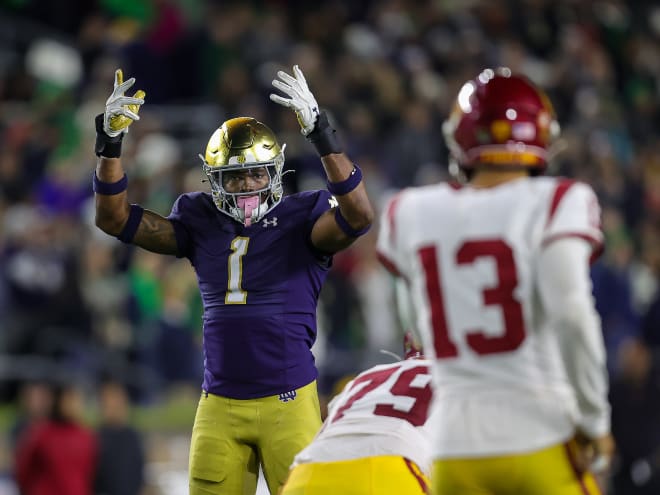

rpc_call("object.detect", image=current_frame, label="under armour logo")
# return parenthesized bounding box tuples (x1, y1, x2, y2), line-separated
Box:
(262, 217, 278, 227)
(328, 196, 338, 208)
(278, 390, 297, 402)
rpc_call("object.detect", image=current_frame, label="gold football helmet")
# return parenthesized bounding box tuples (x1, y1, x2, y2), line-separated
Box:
(200, 117, 285, 225)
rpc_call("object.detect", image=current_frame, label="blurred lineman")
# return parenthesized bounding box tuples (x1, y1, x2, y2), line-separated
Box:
(92, 66, 373, 495)
(280, 334, 435, 495)
(376, 68, 614, 495)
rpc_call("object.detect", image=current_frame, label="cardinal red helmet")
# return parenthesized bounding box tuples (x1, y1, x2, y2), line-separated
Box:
(442, 67, 560, 174)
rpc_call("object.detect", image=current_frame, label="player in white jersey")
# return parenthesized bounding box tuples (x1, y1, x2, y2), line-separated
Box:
(279, 333, 435, 494)
(377, 68, 614, 495)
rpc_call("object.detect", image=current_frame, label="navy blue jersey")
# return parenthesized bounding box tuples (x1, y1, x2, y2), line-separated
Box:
(168, 190, 335, 398)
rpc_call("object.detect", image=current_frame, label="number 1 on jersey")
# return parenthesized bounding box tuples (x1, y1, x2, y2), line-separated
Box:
(226, 236, 249, 304)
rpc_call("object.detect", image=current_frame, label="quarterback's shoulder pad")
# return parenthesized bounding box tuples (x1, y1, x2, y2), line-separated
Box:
(542, 179, 602, 256)
(375, 188, 417, 276)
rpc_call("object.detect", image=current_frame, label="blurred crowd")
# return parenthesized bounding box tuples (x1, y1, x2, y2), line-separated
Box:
(1, 0, 659, 493)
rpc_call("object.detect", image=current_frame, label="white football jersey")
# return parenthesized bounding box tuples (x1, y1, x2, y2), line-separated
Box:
(292, 359, 437, 475)
(376, 177, 605, 458)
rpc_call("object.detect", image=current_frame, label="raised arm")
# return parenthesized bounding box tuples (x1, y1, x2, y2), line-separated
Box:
(270, 66, 374, 254)
(94, 69, 179, 256)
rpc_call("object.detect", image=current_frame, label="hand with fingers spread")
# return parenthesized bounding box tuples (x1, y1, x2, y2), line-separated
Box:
(270, 65, 342, 157)
(270, 65, 319, 136)
(103, 69, 146, 137)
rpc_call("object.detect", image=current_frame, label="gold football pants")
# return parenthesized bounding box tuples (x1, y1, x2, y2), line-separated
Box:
(280, 456, 430, 495)
(433, 441, 603, 495)
(189, 380, 322, 495)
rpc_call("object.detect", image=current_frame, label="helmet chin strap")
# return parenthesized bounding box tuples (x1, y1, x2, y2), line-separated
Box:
(237, 195, 261, 226)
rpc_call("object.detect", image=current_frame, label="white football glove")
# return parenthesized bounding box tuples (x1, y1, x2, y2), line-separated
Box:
(103, 69, 146, 138)
(270, 65, 319, 136)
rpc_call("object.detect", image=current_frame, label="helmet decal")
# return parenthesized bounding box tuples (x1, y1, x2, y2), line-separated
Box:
(511, 122, 536, 141)
(490, 120, 511, 142)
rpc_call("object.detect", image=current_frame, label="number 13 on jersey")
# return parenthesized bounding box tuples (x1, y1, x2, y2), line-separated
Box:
(419, 238, 526, 358)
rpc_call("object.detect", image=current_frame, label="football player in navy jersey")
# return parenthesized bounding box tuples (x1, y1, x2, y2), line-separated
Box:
(92, 65, 374, 495)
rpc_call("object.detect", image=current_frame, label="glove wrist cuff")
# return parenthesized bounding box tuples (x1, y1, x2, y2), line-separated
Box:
(306, 111, 342, 157)
(95, 114, 124, 158)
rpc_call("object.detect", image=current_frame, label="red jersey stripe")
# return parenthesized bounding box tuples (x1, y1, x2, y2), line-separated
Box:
(386, 192, 405, 244)
(377, 251, 402, 277)
(546, 179, 576, 228)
